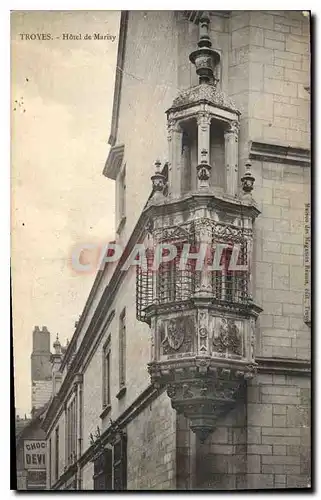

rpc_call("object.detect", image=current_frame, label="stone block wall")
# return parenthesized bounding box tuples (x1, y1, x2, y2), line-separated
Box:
(229, 10, 310, 167)
(127, 391, 176, 490)
(116, 11, 178, 245)
(251, 158, 310, 360)
(81, 461, 94, 489)
(195, 395, 247, 490)
(247, 373, 311, 488)
(31, 380, 52, 412)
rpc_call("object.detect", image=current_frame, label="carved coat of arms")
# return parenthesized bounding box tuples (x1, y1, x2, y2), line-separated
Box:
(166, 318, 185, 350)
(213, 318, 242, 356)
(160, 316, 194, 355)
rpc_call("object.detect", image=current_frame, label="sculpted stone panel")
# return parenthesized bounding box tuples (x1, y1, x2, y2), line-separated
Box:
(159, 316, 195, 356)
(212, 317, 244, 357)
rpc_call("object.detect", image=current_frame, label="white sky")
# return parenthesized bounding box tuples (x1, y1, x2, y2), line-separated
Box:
(11, 11, 120, 416)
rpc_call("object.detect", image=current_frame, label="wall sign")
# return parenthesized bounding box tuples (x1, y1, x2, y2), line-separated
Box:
(24, 440, 46, 470)
(304, 203, 311, 326)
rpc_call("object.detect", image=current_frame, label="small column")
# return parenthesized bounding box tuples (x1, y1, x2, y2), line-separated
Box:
(197, 112, 212, 191)
(167, 118, 183, 197)
(224, 120, 240, 197)
(194, 225, 212, 297)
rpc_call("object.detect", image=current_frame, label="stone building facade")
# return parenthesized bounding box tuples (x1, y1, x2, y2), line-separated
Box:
(15, 407, 48, 490)
(41, 11, 311, 490)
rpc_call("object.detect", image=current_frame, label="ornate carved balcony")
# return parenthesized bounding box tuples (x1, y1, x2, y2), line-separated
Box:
(136, 213, 261, 442)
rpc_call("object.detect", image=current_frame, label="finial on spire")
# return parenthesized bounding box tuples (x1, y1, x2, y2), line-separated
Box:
(189, 11, 220, 85)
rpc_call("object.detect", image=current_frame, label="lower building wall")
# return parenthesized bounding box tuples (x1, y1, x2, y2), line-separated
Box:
(81, 461, 94, 490)
(59, 373, 310, 491)
(195, 392, 247, 490)
(127, 390, 176, 490)
(246, 373, 311, 489)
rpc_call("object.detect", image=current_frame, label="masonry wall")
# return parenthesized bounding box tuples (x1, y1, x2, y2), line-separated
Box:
(247, 373, 311, 488)
(195, 394, 247, 490)
(252, 160, 310, 360)
(81, 461, 94, 490)
(32, 380, 52, 412)
(127, 391, 176, 490)
(116, 11, 178, 245)
(229, 10, 310, 166)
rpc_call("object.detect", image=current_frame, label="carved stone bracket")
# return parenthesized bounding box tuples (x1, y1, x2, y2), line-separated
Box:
(148, 358, 256, 442)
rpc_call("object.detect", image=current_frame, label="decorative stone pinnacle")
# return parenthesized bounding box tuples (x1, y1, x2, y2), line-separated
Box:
(151, 159, 166, 198)
(53, 334, 61, 354)
(241, 160, 255, 194)
(189, 11, 220, 85)
(198, 11, 212, 49)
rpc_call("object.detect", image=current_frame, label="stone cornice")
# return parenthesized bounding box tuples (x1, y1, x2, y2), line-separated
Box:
(249, 140, 311, 167)
(256, 356, 311, 376)
(145, 190, 261, 220)
(103, 143, 125, 180)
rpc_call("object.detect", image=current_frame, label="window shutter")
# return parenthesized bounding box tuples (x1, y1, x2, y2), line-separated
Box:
(93, 449, 113, 490)
(113, 434, 127, 491)
(104, 448, 113, 490)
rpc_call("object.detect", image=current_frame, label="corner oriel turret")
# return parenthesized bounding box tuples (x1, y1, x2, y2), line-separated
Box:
(136, 12, 262, 442)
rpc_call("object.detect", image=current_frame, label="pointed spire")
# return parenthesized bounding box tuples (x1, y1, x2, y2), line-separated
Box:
(189, 12, 220, 85)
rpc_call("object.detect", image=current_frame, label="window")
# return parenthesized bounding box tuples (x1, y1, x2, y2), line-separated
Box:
(55, 426, 59, 482)
(103, 338, 111, 408)
(66, 398, 77, 466)
(212, 243, 248, 304)
(119, 309, 126, 390)
(157, 241, 195, 303)
(92, 434, 127, 491)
